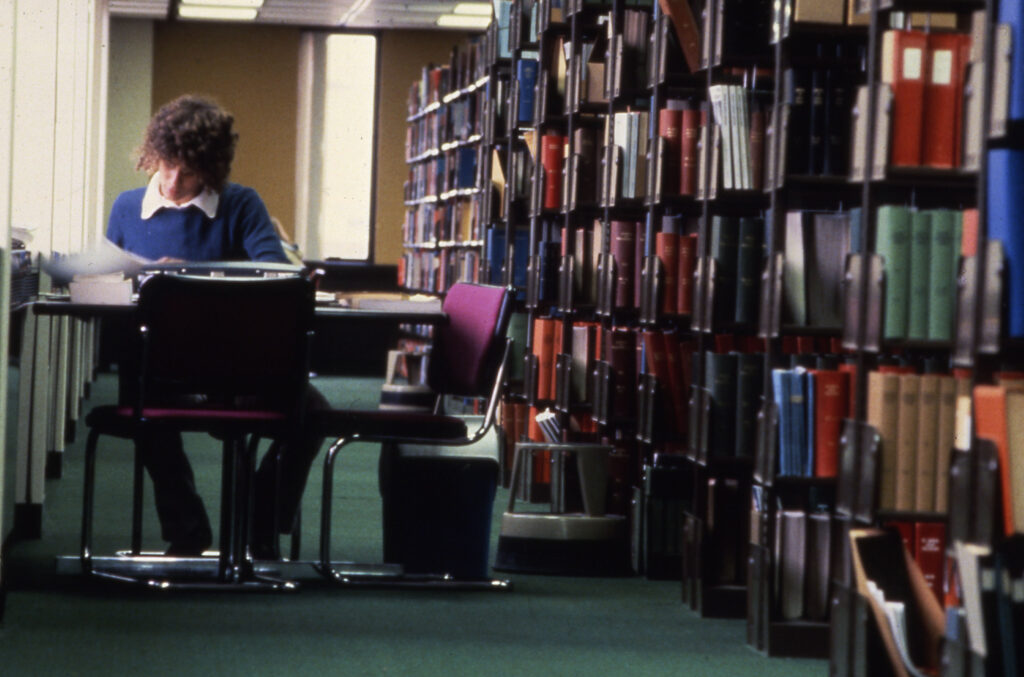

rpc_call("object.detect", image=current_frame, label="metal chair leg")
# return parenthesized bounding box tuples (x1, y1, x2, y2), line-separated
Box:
(80, 428, 102, 573)
(130, 448, 144, 555)
(318, 437, 348, 579)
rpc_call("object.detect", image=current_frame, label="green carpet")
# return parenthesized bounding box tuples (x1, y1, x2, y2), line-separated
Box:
(0, 374, 827, 676)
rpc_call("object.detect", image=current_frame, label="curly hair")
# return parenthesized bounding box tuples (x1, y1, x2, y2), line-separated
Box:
(135, 95, 237, 192)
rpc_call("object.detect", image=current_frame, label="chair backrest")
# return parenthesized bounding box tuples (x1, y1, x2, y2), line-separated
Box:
(426, 283, 511, 398)
(134, 274, 314, 411)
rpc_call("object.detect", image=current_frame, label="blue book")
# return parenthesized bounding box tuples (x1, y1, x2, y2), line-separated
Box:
(516, 59, 538, 125)
(804, 370, 815, 477)
(1000, 0, 1024, 120)
(485, 227, 506, 285)
(456, 146, 477, 189)
(987, 149, 1024, 336)
(772, 368, 792, 475)
(788, 368, 808, 477)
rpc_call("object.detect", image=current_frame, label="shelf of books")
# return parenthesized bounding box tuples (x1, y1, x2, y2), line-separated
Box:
(403, 0, 1023, 669)
(401, 35, 490, 294)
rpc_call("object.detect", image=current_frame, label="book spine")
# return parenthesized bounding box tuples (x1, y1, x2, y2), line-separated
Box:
(927, 209, 958, 341)
(876, 205, 911, 340)
(735, 216, 764, 326)
(907, 210, 932, 340)
(659, 105, 683, 196)
(705, 351, 739, 457)
(610, 220, 637, 309)
(677, 232, 697, 316)
(895, 373, 921, 512)
(655, 230, 680, 316)
(680, 103, 701, 195)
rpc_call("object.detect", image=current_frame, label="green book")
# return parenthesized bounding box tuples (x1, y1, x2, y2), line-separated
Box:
(734, 216, 764, 326)
(928, 209, 958, 341)
(710, 215, 739, 327)
(704, 351, 738, 457)
(505, 311, 529, 382)
(875, 205, 911, 340)
(907, 210, 932, 340)
(734, 351, 764, 457)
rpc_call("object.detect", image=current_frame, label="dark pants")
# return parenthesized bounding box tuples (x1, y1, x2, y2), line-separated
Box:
(139, 385, 328, 547)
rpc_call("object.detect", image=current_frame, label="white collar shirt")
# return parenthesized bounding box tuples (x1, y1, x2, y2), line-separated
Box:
(140, 171, 220, 219)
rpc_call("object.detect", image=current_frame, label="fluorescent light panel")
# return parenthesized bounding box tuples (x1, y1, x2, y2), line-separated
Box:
(178, 5, 259, 19)
(437, 13, 491, 28)
(453, 2, 492, 15)
(181, 0, 263, 7)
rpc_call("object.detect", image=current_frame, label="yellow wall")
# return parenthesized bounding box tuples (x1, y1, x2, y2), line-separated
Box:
(373, 30, 470, 264)
(152, 21, 301, 238)
(151, 22, 471, 261)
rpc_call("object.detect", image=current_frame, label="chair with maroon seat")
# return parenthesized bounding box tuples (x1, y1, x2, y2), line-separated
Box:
(315, 282, 512, 589)
(77, 273, 314, 589)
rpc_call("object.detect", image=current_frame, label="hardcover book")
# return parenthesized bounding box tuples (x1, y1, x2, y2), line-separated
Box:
(881, 29, 928, 167)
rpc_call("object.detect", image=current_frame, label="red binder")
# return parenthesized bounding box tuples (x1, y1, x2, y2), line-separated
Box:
(881, 29, 929, 167)
(921, 31, 970, 169)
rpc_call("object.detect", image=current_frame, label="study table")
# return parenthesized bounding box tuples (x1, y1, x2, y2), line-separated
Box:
(18, 290, 488, 588)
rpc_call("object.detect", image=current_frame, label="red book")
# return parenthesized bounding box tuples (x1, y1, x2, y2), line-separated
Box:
(656, 231, 680, 315)
(532, 317, 557, 401)
(551, 317, 563, 399)
(837, 362, 858, 419)
(914, 521, 946, 604)
(541, 133, 565, 210)
(660, 331, 690, 437)
(610, 220, 637, 309)
(634, 221, 647, 309)
(882, 29, 929, 167)
(810, 369, 850, 477)
(921, 32, 969, 169)
(877, 364, 917, 374)
(961, 207, 978, 257)
(527, 405, 551, 485)
(659, 104, 683, 196)
(676, 233, 697, 315)
(794, 335, 816, 354)
(886, 520, 915, 553)
(604, 326, 637, 419)
(973, 385, 1016, 535)
(658, 0, 701, 73)
(680, 103, 700, 195)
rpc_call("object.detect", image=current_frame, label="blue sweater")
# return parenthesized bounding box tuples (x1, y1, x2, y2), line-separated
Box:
(106, 183, 288, 263)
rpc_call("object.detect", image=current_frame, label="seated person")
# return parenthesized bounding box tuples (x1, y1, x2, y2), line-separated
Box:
(108, 94, 323, 557)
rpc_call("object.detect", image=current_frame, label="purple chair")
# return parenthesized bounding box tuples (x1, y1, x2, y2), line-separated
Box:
(315, 282, 512, 588)
(79, 273, 314, 589)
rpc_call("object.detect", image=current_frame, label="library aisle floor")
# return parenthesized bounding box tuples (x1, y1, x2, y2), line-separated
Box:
(0, 374, 827, 676)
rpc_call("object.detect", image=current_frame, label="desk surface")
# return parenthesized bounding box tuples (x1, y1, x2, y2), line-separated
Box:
(29, 296, 448, 326)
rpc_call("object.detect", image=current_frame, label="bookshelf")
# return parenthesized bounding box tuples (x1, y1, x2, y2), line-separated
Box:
(399, 0, 1024, 671)
(401, 36, 490, 294)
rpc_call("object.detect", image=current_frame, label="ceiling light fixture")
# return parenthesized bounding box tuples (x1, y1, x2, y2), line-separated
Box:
(453, 2, 493, 15)
(178, 5, 259, 20)
(180, 0, 264, 7)
(437, 14, 492, 29)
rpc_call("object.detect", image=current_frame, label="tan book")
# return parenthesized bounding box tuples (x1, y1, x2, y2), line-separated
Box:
(1005, 392, 1024, 534)
(849, 84, 869, 181)
(846, 0, 868, 26)
(914, 374, 941, 512)
(775, 509, 807, 620)
(867, 371, 902, 510)
(991, 24, 1013, 138)
(895, 373, 920, 512)
(793, 0, 844, 24)
(933, 375, 957, 513)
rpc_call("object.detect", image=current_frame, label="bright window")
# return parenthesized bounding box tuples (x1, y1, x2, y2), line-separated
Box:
(300, 32, 377, 260)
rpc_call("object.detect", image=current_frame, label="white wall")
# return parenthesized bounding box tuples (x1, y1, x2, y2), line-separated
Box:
(104, 18, 155, 223)
(1, 0, 109, 551)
